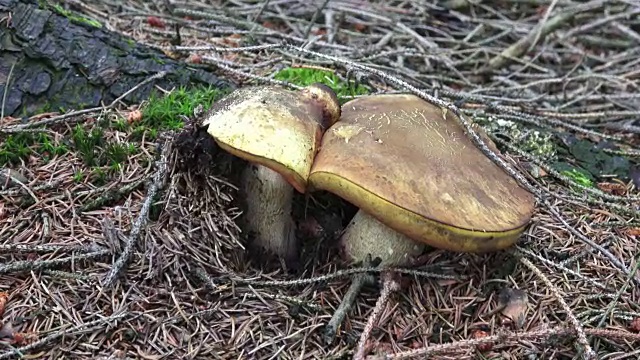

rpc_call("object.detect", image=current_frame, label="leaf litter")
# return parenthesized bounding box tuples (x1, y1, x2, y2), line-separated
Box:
(1, 0, 640, 359)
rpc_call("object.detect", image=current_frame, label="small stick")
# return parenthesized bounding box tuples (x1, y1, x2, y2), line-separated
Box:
(0, 250, 109, 275)
(368, 327, 640, 359)
(354, 271, 401, 360)
(323, 255, 380, 345)
(101, 137, 171, 288)
(0, 312, 131, 360)
(519, 256, 595, 359)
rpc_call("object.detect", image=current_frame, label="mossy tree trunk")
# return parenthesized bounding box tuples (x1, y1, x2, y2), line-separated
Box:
(0, 0, 233, 118)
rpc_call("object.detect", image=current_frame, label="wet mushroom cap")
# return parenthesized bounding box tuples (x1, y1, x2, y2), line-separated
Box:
(203, 84, 341, 193)
(308, 94, 536, 253)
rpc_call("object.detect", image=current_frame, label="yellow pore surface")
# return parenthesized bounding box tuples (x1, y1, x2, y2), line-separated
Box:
(204, 87, 326, 193)
(309, 94, 536, 253)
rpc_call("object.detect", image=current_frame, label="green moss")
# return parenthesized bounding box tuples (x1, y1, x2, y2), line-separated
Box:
(476, 117, 557, 161)
(73, 170, 85, 183)
(0, 132, 69, 166)
(0, 133, 35, 166)
(273, 67, 370, 103)
(560, 168, 595, 188)
(71, 124, 104, 166)
(51, 3, 102, 28)
(151, 56, 166, 65)
(141, 85, 229, 131)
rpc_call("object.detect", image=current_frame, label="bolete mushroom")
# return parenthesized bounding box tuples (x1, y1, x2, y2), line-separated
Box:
(308, 93, 535, 342)
(203, 84, 340, 265)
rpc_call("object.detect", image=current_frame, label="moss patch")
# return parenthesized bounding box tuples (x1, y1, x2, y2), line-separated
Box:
(0, 132, 68, 166)
(141, 85, 229, 130)
(50, 3, 102, 28)
(273, 67, 370, 103)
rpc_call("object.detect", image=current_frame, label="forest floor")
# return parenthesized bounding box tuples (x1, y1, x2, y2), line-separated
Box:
(1, 0, 640, 359)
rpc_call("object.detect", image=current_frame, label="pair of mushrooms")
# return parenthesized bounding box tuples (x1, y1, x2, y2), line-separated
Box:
(203, 83, 535, 269)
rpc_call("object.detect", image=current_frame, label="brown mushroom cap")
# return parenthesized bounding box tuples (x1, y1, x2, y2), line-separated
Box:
(203, 84, 341, 193)
(308, 94, 536, 253)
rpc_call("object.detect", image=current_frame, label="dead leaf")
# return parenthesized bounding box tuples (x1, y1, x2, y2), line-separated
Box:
(312, 28, 327, 36)
(499, 287, 528, 329)
(597, 182, 626, 196)
(0, 292, 7, 317)
(127, 110, 143, 124)
(354, 23, 368, 32)
(624, 228, 640, 237)
(186, 53, 202, 64)
(147, 16, 165, 28)
(10, 331, 37, 346)
(471, 328, 493, 352)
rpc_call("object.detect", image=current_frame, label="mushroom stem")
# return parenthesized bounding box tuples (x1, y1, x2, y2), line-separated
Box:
(241, 163, 297, 265)
(323, 211, 425, 344)
(340, 211, 425, 267)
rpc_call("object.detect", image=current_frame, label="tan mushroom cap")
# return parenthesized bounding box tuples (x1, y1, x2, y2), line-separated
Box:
(203, 84, 340, 193)
(308, 94, 536, 253)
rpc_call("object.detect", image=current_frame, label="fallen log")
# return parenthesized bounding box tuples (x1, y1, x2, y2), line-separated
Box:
(0, 0, 234, 118)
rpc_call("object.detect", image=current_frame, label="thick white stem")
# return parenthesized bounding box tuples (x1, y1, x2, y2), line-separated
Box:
(240, 164, 297, 264)
(340, 210, 425, 267)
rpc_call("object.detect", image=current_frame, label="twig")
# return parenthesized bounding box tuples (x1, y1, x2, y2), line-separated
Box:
(323, 268, 376, 345)
(367, 327, 640, 359)
(519, 256, 595, 359)
(221, 265, 459, 288)
(0, 312, 131, 360)
(591, 250, 640, 352)
(354, 271, 401, 360)
(515, 246, 610, 291)
(303, 0, 331, 39)
(485, 0, 572, 71)
(101, 136, 171, 287)
(0, 250, 109, 275)
(0, 243, 105, 255)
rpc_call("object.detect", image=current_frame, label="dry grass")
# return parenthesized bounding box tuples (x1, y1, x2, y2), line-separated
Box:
(2, 0, 640, 359)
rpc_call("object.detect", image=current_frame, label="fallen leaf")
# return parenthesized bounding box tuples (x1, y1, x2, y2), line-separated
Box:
(471, 327, 493, 352)
(10, 331, 37, 346)
(262, 21, 279, 30)
(147, 16, 165, 28)
(186, 53, 202, 64)
(312, 28, 327, 36)
(597, 182, 626, 196)
(624, 228, 640, 237)
(0, 292, 7, 317)
(127, 110, 143, 124)
(354, 23, 368, 32)
(499, 287, 528, 329)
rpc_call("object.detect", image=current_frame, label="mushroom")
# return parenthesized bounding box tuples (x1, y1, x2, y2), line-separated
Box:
(203, 83, 341, 265)
(308, 93, 535, 342)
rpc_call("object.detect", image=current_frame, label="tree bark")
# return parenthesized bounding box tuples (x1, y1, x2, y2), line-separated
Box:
(0, 0, 234, 118)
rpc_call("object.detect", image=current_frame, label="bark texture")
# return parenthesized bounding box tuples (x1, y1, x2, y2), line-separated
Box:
(0, 0, 234, 118)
